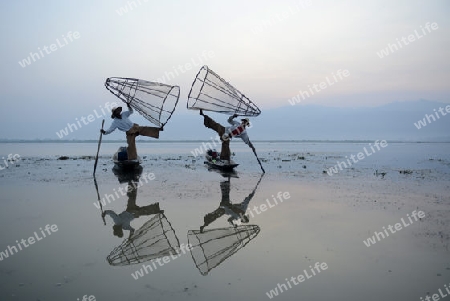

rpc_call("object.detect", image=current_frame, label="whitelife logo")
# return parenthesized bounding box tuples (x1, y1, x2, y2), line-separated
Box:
(327, 140, 388, 176)
(265, 262, 328, 299)
(0, 224, 59, 261)
(93, 172, 155, 209)
(131, 243, 192, 280)
(77, 295, 96, 301)
(376, 22, 439, 58)
(251, 0, 312, 35)
(288, 69, 350, 105)
(363, 210, 425, 247)
(420, 283, 450, 301)
(0, 154, 21, 171)
(413, 105, 450, 130)
(153, 50, 215, 84)
(56, 102, 118, 139)
(18, 31, 81, 68)
(115, 0, 149, 16)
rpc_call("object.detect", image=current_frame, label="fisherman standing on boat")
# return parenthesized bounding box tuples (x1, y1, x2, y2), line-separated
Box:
(200, 176, 261, 232)
(101, 103, 163, 160)
(102, 180, 163, 238)
(200, 109, 255, 163)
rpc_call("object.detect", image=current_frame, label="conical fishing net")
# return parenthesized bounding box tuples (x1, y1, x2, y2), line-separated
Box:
(107, 213, 180, 266)
(105, 77, 180, 127)
(187, 225, 260, 275)
(187, 66, 261, 116)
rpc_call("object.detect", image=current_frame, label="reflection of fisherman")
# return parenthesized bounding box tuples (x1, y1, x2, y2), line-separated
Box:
(101, 102, 163, 160)
(200, 109, 254, 163)
(200, 178, 257, 232)
(102, 180, 163, 238)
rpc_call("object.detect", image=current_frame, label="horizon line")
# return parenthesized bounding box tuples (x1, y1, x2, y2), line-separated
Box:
(1, 139, 449, 143)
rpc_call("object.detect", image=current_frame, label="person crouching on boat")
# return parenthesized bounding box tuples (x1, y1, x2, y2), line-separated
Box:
(101, 103, 163, 160)
(200, 109, 255, 163)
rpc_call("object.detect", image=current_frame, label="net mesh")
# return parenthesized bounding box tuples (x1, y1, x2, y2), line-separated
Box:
(107, 213, 180, 266)
(187, 66, 261, 116)
(105, 77, 180, 127)
(187, 225, 260, 275)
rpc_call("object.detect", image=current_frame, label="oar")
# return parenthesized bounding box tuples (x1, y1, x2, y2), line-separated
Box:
(255, 171, 265, 188)
(250, 143, 265, 173)
(93, 119, 105, 177)
(94, 177, 106, 225)
(234, 113, 264, 173)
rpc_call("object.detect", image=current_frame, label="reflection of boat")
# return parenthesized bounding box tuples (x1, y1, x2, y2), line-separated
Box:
(112, 163, 143, 184)
(107, 213, 180, 266)
(204, 149, 238, 172)
(113, 146, 141, 170)
(188, 225, 260, 275)
(208, 167, 239, 179)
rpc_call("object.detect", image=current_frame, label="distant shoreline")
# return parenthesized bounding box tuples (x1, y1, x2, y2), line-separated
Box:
(0, 140, 449, 144)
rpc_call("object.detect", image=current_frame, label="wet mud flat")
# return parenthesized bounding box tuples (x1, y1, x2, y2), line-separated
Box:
(0, 142, 449, 300)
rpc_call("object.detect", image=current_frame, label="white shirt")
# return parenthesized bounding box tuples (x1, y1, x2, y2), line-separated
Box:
(222, 193, 253, 224)
(103, 210, 135, 231)
(226, 116, 251, 146)
(104, 108, 134, 134)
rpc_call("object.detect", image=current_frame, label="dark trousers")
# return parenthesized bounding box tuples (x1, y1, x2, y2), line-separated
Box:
(203, 115, 231, 161)
(125, 123, 160, 160)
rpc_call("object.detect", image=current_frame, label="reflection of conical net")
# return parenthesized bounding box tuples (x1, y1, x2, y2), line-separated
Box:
(105, 77, 180, 127)
(187, 66, 261, 116)
(107, 213, 180, 266)
(187, 225, 260, 275)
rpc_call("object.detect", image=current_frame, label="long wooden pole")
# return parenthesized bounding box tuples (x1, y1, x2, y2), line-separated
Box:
(250, 143, 265, 173)
(94, 177, 107, 225)
(93, 119, 105, 177)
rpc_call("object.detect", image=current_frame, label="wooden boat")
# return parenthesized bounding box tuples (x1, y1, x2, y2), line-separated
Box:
(204, 149, 238, 172)
(113, 146, 141, 170)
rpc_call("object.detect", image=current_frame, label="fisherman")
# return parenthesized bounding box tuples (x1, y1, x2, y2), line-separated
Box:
(102, 202, 163, 238)
(101, 102, 163, 160)
(200, 109, 255, 163)
(102, 180, 163, 238)
(199, 177, 259, 232)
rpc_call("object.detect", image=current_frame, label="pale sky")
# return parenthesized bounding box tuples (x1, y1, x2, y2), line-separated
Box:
(0, 0, 449, 139)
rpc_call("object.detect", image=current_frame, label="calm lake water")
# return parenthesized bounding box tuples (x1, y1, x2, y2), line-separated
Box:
(0, 142, 449, 301)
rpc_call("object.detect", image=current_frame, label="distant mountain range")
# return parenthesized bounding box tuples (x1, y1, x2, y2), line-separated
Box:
(163, 99, 450, 142)
(1, 100, 448, 142)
